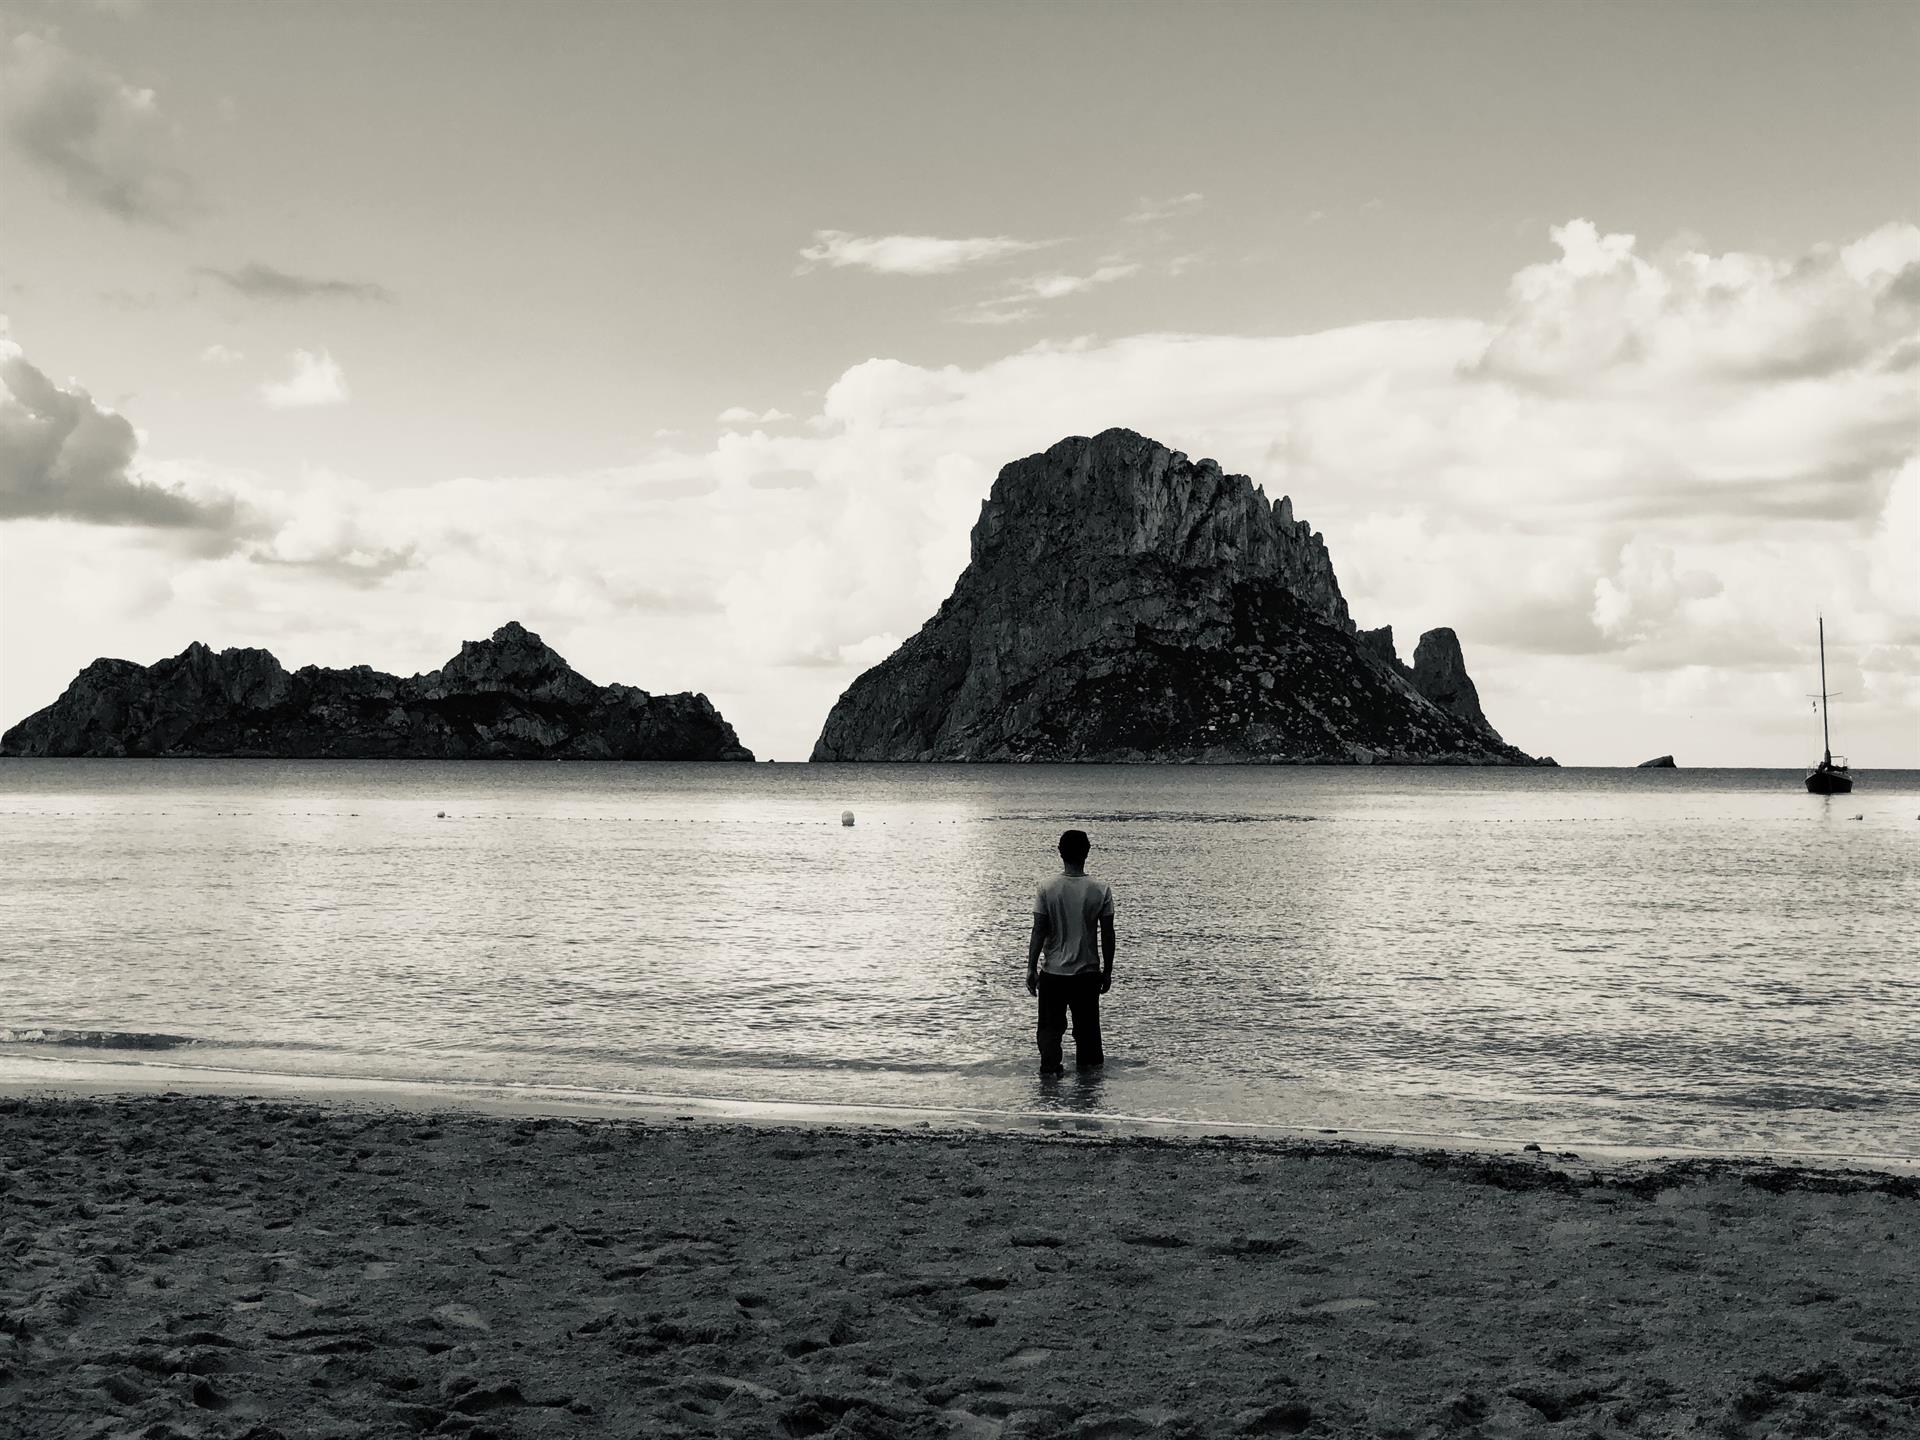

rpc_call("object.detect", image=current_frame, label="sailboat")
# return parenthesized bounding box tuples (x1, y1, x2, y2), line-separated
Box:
(1805, 616, 1853, 795)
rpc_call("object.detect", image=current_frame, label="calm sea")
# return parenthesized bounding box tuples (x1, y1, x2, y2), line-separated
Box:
(1, 760, 1915, 1158)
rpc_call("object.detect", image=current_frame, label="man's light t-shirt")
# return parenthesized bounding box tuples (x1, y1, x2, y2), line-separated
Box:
(1034, 874, 1115, 976)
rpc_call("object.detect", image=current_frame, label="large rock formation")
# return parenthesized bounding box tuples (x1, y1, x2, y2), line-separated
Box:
(1, 621, 753, 760)
(812, 429, 1545, 765)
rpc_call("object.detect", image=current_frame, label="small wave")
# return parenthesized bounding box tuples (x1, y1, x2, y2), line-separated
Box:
(0, 1026, 200, 1052)
(983, 811, 1322, 825)
(653, 1051, 1022, 1077)
(1629, 1083, 1901, 1114)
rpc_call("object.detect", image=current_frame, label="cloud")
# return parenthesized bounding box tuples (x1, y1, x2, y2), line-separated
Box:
(242, 471, 418, 584)
(0, 27, 192, 223)
(201, 264, 393, 303)
(0, 345, 238, 530)
(1479, 219, 1920, 386)
(7, 221, 1915, 766)
(956, 306, 1036, 328)
(199, 343, 243, 365)
(1125, 193, 1204, 225)
(258, 350, 348, 408)
(1012, 264, 1142, 302)
(797, 229, 1052, 276)
(718, 406, 794, 425)
(1591, 539, 1726, 645)
(707, 222, 1917, 757)
(961, 263, 1143, 324)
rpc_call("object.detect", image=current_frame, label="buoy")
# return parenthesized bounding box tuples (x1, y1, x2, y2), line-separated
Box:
(436, 811, 447, 819)
(841, 810, 855, 827)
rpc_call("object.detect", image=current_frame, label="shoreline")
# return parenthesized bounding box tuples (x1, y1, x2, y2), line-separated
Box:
(3, 1049, 1915, 1179)
(3, 1092, 1915, 1438)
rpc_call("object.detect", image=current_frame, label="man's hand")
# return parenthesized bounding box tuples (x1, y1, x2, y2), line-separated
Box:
(1099, 969, 1112, 995)
(1026, 968, 1039, 997)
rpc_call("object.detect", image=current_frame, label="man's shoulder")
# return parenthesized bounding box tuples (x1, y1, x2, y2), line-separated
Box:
(1038, 873, 1114, 898)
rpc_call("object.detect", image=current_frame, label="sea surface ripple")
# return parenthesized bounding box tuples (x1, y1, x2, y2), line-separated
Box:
(1, 760, 1915, 1156)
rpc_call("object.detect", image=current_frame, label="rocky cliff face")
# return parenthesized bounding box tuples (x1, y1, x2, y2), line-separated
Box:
(812, 429, 1544, 765)
(1358, 624, 1500, 739)
(1, 622, 753, 761)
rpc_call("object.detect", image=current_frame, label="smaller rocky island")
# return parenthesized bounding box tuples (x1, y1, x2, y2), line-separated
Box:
(0, 621, 753, 761)
(1637, 755, 1677, 769)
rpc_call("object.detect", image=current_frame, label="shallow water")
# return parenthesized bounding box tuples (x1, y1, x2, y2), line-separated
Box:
(1, 760, 1915, 1156)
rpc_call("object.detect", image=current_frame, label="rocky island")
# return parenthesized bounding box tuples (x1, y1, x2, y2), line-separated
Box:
(0, 621, 753, 761)
(813, 429, 1547, 764)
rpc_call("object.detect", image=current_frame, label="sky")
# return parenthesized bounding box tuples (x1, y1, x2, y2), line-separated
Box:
(1, 0, 1916, 764)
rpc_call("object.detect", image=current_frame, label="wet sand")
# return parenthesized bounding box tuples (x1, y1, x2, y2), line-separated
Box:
(2, 1096, 1916, 1439)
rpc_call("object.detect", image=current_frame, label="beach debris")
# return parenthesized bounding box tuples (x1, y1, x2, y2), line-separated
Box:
(841, 810, 855, 826)
(436, 810, 447, 819)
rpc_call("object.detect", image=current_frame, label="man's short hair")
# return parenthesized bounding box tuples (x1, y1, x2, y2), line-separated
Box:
(1058, 829, 1091, 864)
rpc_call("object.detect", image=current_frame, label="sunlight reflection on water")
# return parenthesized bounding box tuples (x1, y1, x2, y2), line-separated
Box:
(1, 760, 1916, 1154)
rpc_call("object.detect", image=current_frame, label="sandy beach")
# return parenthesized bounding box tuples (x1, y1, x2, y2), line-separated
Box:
(2, 1096, 1915, 1440)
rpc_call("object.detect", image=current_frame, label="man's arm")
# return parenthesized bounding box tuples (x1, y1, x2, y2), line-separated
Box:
(1099, 914, 1117, 994)
(1027, 914, 1049, 996)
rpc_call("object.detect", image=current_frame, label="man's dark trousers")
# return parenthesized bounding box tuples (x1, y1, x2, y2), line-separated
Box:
(1036, 970, 1104, 1072)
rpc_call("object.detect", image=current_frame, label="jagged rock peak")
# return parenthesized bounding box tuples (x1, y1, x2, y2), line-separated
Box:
(969, 429, 1353, 634)
(813, 430, 1542, 765)
(1410, 627, 1493, 735)
(1357, 625, 1398, 667)
(420, 621, 599, 706)
(1, 621, 752, 761)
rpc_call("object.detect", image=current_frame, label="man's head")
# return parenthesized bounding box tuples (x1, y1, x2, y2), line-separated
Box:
(1058, 829, 1091, 867)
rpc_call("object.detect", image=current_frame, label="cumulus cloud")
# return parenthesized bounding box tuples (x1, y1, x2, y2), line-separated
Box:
(241, 471, 417, 584)
(258, 350, 348, 408)
(0, 345, 237, 530)
(797, 229, 1052, 276)
(709, 222, 1917, 756)
(1480, 218, 1920, 386)
(718, 406, 794, 425)
(7, 221, 1915, 765)
(0, 27, 192, 222)
(201, 264, 393, 303)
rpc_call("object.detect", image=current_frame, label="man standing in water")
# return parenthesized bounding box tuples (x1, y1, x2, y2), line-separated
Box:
(1026, 828, 1116, 1075)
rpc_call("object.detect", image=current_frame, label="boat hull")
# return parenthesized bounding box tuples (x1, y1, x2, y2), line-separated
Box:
(1806, 769, 1854, 795)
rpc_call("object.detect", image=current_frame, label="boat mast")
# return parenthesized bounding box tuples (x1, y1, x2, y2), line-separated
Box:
(1818, 614, 1832, 766)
